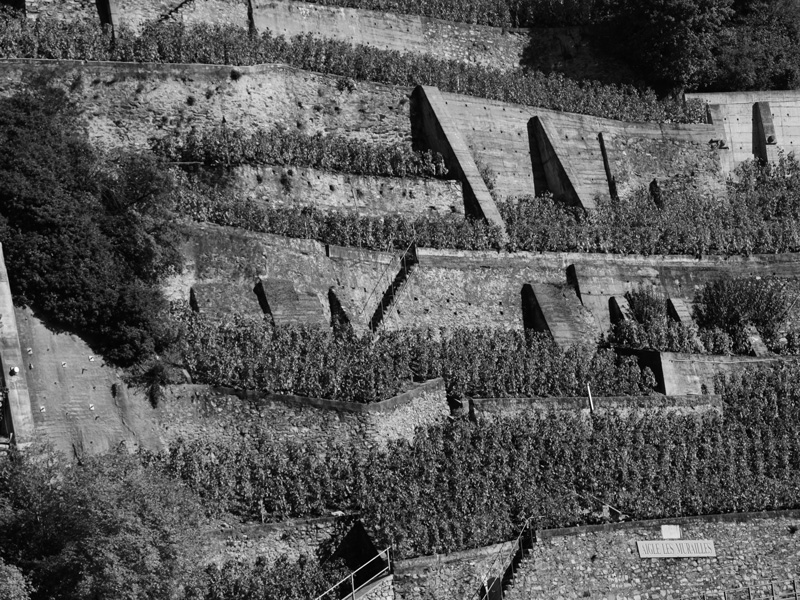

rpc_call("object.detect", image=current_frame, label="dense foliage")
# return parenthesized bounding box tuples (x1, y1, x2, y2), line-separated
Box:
(607, 280, 798, 355)
(179, 312, 656, 403)
(694, 276, 794, 353)
(155, 126, 447, 178)
(502, 157, 800, 256)
(184, 556, 349, 600)
(161, 361, 800, 558)
(0, 88, 181, 365)
(175, 178, 504, 251)
(0, 14, 703, 123)
(0, 448, 209, 600)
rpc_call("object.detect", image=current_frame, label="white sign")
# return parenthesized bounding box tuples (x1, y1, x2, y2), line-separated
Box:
(661, 525, 681, 540)
(637, 540, 716, 558)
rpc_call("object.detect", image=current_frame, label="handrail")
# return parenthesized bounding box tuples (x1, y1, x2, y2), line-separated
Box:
(379, 242, 417, 333)
(313, 548, 392, 600)
(470, 517, 533, 600)
(359, 242, 404, 326)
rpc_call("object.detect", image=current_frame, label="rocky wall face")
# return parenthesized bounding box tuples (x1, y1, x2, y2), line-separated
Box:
(157, 380, 448, 452)
(117, 0, 250, 32)
(224, 165, 463, 217)
(0, 61, 412, 152)
(28, 0, 98, 21)
(393, 541, 516, 600)
(206, 517, 345, 568)
(606, 135, 723, 199)
(506, 515, 800, 600)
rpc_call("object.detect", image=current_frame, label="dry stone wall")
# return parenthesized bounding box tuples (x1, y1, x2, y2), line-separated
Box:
(506, 511, 800, 600)
(26, 0, 99, 21)
(470, 395, 724, 420)
(604, 134, 723, 199)
(207, 516, 347, 568)
(226, 165, 464, 217)
(158, 378, 448, 452)
(252, 1, 525, 72)
(393, 541, 517, 600)
(116, 0, 250, 32)
(0, 60, 412, 151)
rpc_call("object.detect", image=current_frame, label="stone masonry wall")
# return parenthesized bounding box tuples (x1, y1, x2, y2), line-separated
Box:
(116, 0, 250, 32)
(26, 0, 98, 21)
(470, 395, 724, 421)
(225, 165, 464, 217)
(393, 541, 517, 600)
(0, 60, 412, 151)
(206, 516, 347, 568)
(605, 135, 723, 199)
(158, 378, 448, 452)
(506, 511, 800, 600)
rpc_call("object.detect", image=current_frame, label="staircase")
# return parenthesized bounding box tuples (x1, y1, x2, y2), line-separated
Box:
(368, 244, 418, 333)
(470, 520, 536, 600)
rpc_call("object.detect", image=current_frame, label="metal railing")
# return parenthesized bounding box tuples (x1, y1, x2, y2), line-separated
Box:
(470, 517, 534, 600)
(359, 241, 414, 330)
(689, 579, 799, 600)
(313, 548, 392, 600)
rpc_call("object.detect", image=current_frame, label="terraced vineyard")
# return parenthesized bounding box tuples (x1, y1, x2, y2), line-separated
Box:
(0, 2, 799, 600)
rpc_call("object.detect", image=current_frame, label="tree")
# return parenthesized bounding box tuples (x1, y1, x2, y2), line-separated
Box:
(0, 87, 182, 365)
(0, 447, 209, 600)
(616, 0, 734, 93)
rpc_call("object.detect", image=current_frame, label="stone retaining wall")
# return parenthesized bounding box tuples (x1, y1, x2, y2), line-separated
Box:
(504, 510, 800, 600)
(393, 541, 517, 600)
(158, 378, 448, 451)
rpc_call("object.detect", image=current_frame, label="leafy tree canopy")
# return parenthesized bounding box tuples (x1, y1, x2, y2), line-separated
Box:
(0, 87, 182, 365)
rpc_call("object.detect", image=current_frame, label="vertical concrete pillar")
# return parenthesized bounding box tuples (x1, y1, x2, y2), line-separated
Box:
(0, 244, 34, 445)
(753, 101, 779, 163)
(706, 104, 736, 177)
(413, 86, 507, 239)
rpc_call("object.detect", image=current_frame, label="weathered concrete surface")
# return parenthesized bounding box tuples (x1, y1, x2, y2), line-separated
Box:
(15, 307, 162, 458)
(393, 540, 517, 600)
(526, 282, 597, 348)
(252, 0, 526, 72)
(659, 352, 779, 396)
(0, 60, 413, 150)
(228, 165, 464, 217)
(116, 0, 249, 32)
(506, 511, 800, 600)
(688, 90, 800, 169)
(415, 86, 506, 234)
(0, 245, 34, 445)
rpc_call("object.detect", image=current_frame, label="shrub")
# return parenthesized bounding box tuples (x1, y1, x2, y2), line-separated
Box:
(607, 287, 705, 353)
(184, 556, 350, 600)
(154, 126, 448, 177)
(0, 15, 704, 123)
(177, 311, 656, 403)
(694, 276, 792, 353)
(0, 447, 208, 600)
(174, 177, 505, 251)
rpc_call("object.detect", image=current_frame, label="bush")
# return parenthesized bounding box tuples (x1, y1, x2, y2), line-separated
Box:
(155, 126, 448, 177)
(501, 156, 800, 256)
(694, 276, 792, 353)
(0, 447, 209, 600)
(160, 361, 800, 558)
(0, 87, 181, 365)
(177, 311, 656, 403)
(175, 177, 505, 251)
(607, 287, 705, 353)
(0, 15, 704, 124)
